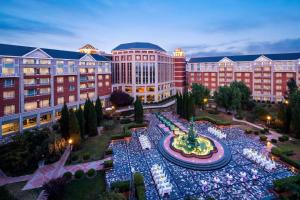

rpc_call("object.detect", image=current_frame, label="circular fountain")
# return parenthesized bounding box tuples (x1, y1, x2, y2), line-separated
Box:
(158, 116, 231, 170)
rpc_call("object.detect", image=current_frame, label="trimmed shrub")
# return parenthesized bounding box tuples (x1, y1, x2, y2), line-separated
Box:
(110, 180, 130, 193)
(120, 118, 132, 124)
(62, 171, 72, 180)
(278, 135, 289, 142)
(104, 160, 113, 168)
(136, 185, 146, 200)
(260, 135, 267, 141)
(74, 170, 84, 179)
(194, 116, 231, 125)
(134, 172, 146, 200)
(105, 148, 113, 155)
(245, 129, 252, 134)
(271, 139, 277, 144)
(82, 153, 90, 161)
(86, 169, 96, 177)
(272, 147, 300, 169)
(254, 131, 260, 135)
(71, 155, 79, 162)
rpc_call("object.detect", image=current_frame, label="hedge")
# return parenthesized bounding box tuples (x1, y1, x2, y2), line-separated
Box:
(111, 122, 147, 140)
(260, 135, 267, 141)
(62, 171, 72, 180)
(86, 169, 96, 177)
(278, 135, 289, 142)
(110, 180, 130, 193)
(74, 170, 84, 179)
(104, 160, 113, 168)
(271, 147, 300, 169)
(194, 116, 231, 125)
(134, 172, 146, 200)
(273, 175, 300, 191)
(105, 148, 113, 155)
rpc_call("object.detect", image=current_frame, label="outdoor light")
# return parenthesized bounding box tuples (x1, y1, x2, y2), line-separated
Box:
(68, 138, 73, 145)
(284, 100, 289, 105)
(203, 98, 208, 103)
(267, 115, 271, 125)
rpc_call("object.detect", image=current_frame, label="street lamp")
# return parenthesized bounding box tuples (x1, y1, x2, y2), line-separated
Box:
(267, 115, 271, 125)
(284, 100, 289, 105)
(68, 138, 73, 145)
(203, 98, 208, 104)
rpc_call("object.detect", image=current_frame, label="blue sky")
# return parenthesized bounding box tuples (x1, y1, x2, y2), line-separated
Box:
(0, 0, 300, 57)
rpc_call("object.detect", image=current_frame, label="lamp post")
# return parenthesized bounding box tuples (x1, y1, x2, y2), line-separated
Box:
(284, 100, 289, 105)
(267, 115, 271, 125)
(203, 98, 208, 109)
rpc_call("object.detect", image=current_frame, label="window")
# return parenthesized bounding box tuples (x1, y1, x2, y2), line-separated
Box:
(3, 91, 15, 99)
(88, 92, 95, 99)
(40, 59, 51, 65)
(57, 97, 64, 104)
(57, 77, 64, 83)
(276, 73, 282, 78)
(40, 78, 49, 84)
(68, 76, 75, 82)
(4, 105, 15, 115)
(87, 83, 95, 88)
(69, 85, 75, 91)
(24, 102, 38, 111)
(88, 68, 94, 73)
(4, 79, 14, 87)
(25, 89, 37, 96)
(23, 68, 35, 75)
(98, 82, 103, 87)
(98, 75, 103, 80)
(80, 68, 87, 73)
(80, 93, 86, 100)
(24, 78, 35, 85)
(105, 81, 109, 86)
(40, 88, 50, 95)
(39, 68, 49, 75)
(105, 75, 109, 80)
(69, 95, 75, 102)
(57, 86, 64, 92)
(23, 59, 35, 64)
(56, 60, 64, 66)
(40, 99, 50, 108)
(2, 58, 15, 75)
(2, 121, 19, 135)
(136, 55, 141, 60)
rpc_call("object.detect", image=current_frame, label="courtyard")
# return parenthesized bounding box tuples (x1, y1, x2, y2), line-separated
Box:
(106, 112, 295, 200)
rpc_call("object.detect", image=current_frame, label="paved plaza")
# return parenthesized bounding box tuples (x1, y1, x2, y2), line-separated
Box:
(106, 113, 295, 200)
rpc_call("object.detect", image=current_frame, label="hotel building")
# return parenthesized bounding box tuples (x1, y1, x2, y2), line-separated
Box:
(111, 42, 175, 103)
(187, 53, 300, 102)
(0, 44, 111, 138)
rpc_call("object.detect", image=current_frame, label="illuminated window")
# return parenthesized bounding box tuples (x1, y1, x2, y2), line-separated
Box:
(25, 89, 37, 96)
(88, 92, 95, 99)
(69, 95, 75, 102)
(40, 78, 49, 84)
(4, 105, 15, 115)
(40, 68, 49, 75)
(98, 82, 103, 87)
(88, 68, 95, 73)
(40, 99, 50, 108)
(23, 68, 35, 75)
(2, 121, 19, 135)
(23, 59, 35, 64)
(40, 113, 51, 124)
(80, 93, 87, 100)
(98, 75, 103, 80)
(24, 102, 38, 111)
(40, 59, 51, 65)
(40, 88, 50, 95)
(125, 86, 132, 93)
(3, 91, 15, 99)
(68, 76, 75, 82)
(57, 77, 64, 83)
(136, 87, 145, 93)
(57, 97, 64, 104)
(2, 58, 15, 75)
(69, 85, 75, 91)
(23, 116, 37, 129)
(276, 73, 282, 78)
(57, 86, 64, 92)
(105, 75, 110, 79)
(105, 81, 109, 86)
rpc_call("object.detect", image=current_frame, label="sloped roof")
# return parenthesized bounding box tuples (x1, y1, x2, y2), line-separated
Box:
(113, 42, 166, 52)
(0, 43, 109, 61)
(189, 53, 300, 63)
(79, 44, 98, 50)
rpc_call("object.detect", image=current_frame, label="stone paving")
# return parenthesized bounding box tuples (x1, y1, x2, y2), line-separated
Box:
(106, 113, 296, 200)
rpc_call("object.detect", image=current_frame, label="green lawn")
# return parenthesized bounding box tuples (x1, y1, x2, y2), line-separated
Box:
(63, 172, 106, 200)
(277, 140, 300, 162)
(4, 181, 41, 200)
(69, 120, 122, 164)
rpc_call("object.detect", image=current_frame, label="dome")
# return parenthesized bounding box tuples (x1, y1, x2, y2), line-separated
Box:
(112, 42, 166, 52)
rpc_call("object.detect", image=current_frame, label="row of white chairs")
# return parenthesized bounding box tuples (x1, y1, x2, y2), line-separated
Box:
(243, 148, 276, 171)
(207, 127, 226, 139)
(138, 135, 151, 150)
(150, 164, 172, 197)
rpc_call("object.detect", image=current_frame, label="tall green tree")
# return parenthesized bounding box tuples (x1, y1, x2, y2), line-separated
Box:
(59, 103, 69, 139)
(68, 109, 81, 147)
(191, 83, 210, 109)
(214, 86, 231, 112)
(187, 93, 195, 120)
(134, 98, 144, 123)
(95, 97, 103, 126)
(287, 78, 297, 95)
(76, 106, 85, 138)
(290, 90, 300, 138)
(230, 81, 251, 109)
(230, 86, 242, 112)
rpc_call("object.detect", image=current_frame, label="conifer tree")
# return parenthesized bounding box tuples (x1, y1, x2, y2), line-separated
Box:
(68, 109, 81, 147)
(76, 106, 85, 138)
(59, 103, 69, 139)
(95, 97, 103, 126)
(134, 98, 144, 123)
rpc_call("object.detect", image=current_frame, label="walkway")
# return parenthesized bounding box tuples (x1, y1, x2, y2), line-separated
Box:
(115, 100, 175, 113)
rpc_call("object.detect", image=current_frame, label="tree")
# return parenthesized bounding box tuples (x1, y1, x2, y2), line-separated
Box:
(134, 98, 144, 123)
(87, 104, 98, 137)
(75, 106, 85, 138)
(95, 97, 103, 126)
(191, 83, 210, 109)
(68, 109, 81, 147)
(110, 91, 134, 107)
(290, 90, 300, 138)
(230, 86, 241, 112)
(287, 78, 297, 95)
(214, 86, 231, 112)
(59, 103, 69, 139)
(43, 178, 66, 200)
(230, 81, 251, 109)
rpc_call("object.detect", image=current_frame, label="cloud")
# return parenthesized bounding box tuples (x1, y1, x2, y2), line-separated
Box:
(245, 38, 300, 54)
(0, 12, 75, 36)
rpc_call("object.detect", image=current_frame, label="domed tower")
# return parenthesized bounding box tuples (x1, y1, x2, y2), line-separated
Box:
(173, 48, 186, 94)
(79, 44, 99, 54)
